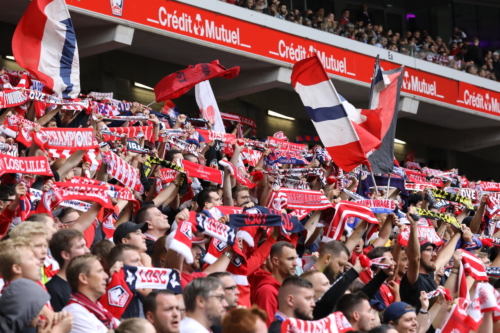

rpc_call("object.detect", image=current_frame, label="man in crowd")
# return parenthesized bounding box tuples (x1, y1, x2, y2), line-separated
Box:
(180, 277, 228, 333)
(135, 205, 172, 256)
(268, 276, 315, 333)
(144, 290, 181, 333)
(336, 292, 375, 331)
(47, 229, 90, 311)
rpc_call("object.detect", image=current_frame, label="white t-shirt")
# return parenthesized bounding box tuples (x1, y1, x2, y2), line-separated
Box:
(63, 303, 119, 333)
(180, 317, 210, 333)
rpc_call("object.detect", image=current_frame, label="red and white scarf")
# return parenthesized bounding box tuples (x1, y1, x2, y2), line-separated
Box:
(240, 148, 262, 167)
(102, 151, 143, 192)
(196, 129, 236, 144)
(0, 154, 53, 177)
(178, 159, 224, 185)
(461, 250, 488, 282)
(168, 137, 198, 156)
(322, 201, 379, 242)
(102, 125, 154, 142)
(267, 188, 332, 211)
(267, 136, 306, 151)
(68, 292, 117, 329)
(219, 159, 256, 189)
(281, 312, 353, 333)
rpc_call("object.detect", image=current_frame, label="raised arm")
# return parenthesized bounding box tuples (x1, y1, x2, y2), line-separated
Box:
(406, 208, 421, 286)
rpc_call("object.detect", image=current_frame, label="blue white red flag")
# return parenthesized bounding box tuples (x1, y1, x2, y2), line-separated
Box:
(12, 0, 80, 98)
(291, 54, 379, 172)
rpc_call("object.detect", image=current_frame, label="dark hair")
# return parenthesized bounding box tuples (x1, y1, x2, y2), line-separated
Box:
(91, 239, 115, 259)
(25, 213, 51, 223)
(49, 229, 85, 267)
(321, 240, 350, 258)
(369, 324, 397, 333)
(348, 279, 365, 293)
(143, 289, 175, 315)
(335, 292, 370, 320)
(209, 271, 231, 280)
(270, 241, 295, 258)
(134, 204, 155, 224)
(108, 244, 140, 268)
(196, 188, 218, 209)
(408, 193, 423, 206)
(368, 246, 393, 259)
(281, 275, 313, 289)
(165, 149, 183, 162)
(0, 185, 15, 201)
(183, 277, 224, 312)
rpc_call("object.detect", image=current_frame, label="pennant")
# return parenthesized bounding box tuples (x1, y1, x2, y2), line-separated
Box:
(12, 0, 80, 98)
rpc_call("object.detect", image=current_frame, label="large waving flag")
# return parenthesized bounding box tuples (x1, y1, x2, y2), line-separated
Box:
(291, 54, 380, 172)
(12, 0, 80, 98)
(195, 81, 226, 133)
(366, 57, 404, 174)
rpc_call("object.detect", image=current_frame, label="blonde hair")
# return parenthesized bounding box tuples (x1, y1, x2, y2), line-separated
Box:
(0, 237, 33, 281)
(10, 222, 48, 240)
(107, 318, 153, 333)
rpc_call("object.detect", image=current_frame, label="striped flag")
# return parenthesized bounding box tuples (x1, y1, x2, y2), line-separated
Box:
(12, 0, 80, 98)
(291, 54, 380, 172)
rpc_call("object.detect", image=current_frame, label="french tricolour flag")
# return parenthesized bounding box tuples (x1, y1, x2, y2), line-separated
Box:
(291, 54, 380, 172)
(12, 0, 80, 99)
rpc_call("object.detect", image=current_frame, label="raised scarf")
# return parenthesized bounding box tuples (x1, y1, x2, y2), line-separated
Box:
(102, 151, 143, 193)
(268, 149, 308, 165)
(168, 137, 198, 156)
(102, 125, 154, 142)
(267, 188, 332, 211)
(354, 199, 395, 214)
(0, 154, 53, 177)
(432, 189, 474, 210)
(281, 312, 353, 333)
(219, 159, 256, 189)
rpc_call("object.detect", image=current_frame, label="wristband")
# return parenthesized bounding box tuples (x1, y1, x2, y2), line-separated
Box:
(419, 309, 428, 314)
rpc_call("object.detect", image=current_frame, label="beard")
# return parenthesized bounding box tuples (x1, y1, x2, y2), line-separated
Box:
(421, 260, 436, 273)
(323, 265, 338, 284)
(207, 309, 223, 327)
(294, 308, 313, 321)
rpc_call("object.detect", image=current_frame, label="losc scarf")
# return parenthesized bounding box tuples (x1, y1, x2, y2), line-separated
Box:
(242, 206, 307, 237)
(281, 312, 353, 333)
(102, 151, 143, 193)
(431, 189, 474, 210)
(67, 292, 117, 329)
(267, 188, 332, 211)
(219, 160, 256, 189)
(0, 154, 53, 177)
(405, 169, 444, 187)
(196, 129, 236, 144)
(478, 181, 500, 192)
(267, 136, 306, 151)
(178, 159, 224, 185)
(100, 265, 181, 319)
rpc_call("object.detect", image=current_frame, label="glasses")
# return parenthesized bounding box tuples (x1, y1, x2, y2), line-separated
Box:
(224, 285, 238, 292)
(208, 294, 226, 302)
(58, 220, 77, 225)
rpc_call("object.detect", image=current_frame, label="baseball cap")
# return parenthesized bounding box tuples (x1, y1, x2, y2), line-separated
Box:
(113, 222, 149, 245)
(383, 302, 415, 323)
(419, 240, 437, 252)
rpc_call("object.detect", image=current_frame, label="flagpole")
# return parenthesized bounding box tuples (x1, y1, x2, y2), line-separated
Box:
(146, 101, 156, 107)
(386, 174, 391, 199)
(370, 173, 379, 197)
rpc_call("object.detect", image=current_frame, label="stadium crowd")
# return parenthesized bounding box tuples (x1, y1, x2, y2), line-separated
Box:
(0, 61, 499, 333)
(222, 0, 500, 82)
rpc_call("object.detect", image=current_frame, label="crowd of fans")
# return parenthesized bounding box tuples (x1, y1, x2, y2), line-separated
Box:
(1, 64, 500, 333)
(223, 0, 500, 82)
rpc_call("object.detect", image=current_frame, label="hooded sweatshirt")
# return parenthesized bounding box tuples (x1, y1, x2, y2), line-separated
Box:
(249, 270, 281, 327)
(0, 278, 50, 333)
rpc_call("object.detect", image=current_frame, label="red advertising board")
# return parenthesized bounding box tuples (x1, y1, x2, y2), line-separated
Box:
(67, 0, 500, 117)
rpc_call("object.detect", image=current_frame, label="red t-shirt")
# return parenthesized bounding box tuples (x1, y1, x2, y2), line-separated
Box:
(181, 272, 208, 288)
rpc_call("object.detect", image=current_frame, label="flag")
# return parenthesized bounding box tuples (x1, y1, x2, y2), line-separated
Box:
(12, 0, 80, 98)
(366, 56, 404, 174)
(195, 81, 226, 133)
(291, 54, 380, 172)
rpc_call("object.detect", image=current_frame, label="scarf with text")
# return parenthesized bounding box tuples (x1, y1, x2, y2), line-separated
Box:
(102, 126, 154, 142)
(196, 129, 236, 144)
(163, 129, 189, 137)
(268, 149, 308, 165)
(405, 169, 444, 187)
(486, 197, 500, 218)
(322, 200, 379, 242)
(100, 115, 149, 121)
(354, 199, 396, 214)
(267, 188, 332, 211)
(178, 159, 224, 185)
(405, 183, 436, 191)
(67, 292, 117, 329)
(244, 205, 306, 236)
(126, 139, 150, 155)
(168, 137, 199, 156)
(397, 224, 444, 248)
(312, 147, 332, 163)
(486, 266, 500, 277)
(0, 154, 53, 177)
(281, 312, 353, 333)
(267, 136, 306, 151)
(218, 159, 256, 189)
(102, 151, 143, 192)
(432, 189, 474, 210)
(267, 168, 327, 186)
(342, 189, 366, 201)
(478, 181, 500, 192)
(275, 176, 311, 190)
(415, 208, 462, 230)
(100, 265, 181, 319)
(240, 148, 263, 167)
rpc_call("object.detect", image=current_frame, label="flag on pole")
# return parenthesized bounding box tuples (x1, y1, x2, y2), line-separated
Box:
(12, 0, 80, 98)
(195, 80, 226, 133)
(291, 54, 379, 172)
(366, 56, 405, 174)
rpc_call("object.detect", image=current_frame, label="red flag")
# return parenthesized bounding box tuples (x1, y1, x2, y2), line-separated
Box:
(154, 60, 240, 102)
